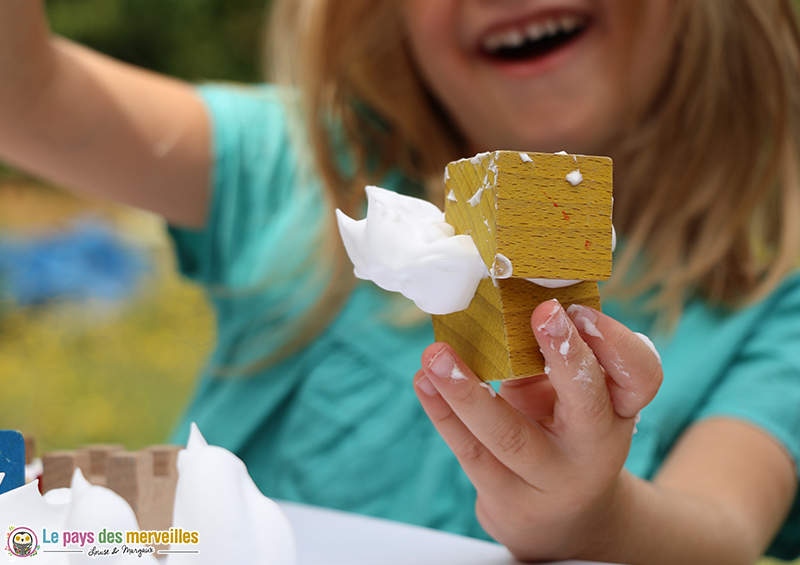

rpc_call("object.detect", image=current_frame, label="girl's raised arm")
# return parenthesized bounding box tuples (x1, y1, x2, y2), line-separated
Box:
(0, 0, 211, 228)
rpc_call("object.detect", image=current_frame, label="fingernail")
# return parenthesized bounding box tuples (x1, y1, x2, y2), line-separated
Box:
(417, 376, 439, 397)
(537, 299, 568, 338)
(428, 348, 455, 378)
(567, 303, 596, 322)
(567, 304, 604, 340)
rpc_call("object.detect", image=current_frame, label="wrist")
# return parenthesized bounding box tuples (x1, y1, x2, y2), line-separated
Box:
(570, 469, 638, 562)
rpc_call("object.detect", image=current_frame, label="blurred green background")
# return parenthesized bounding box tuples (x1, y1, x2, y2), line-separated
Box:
(0, 4, 798, 562)
(0, 0, 274, 456)
(47, 0, 269, 82)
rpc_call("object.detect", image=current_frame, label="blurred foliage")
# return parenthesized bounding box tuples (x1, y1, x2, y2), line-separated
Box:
(0, 180, 214, 454)
(0, 1, 263, 452)
(46, 0, 272, 82)
(0, 162, 31, 184)
(2, 0, 272, 175)
(0, 245, 213, 453)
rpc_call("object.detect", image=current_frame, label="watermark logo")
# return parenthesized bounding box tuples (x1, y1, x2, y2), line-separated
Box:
(6, 526, 39, 558)
(4, 526, 199, 559)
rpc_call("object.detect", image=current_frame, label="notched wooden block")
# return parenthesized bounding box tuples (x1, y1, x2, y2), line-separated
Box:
(138, 445, 181, 532)
(76, 444, 125, 487)
(433, 150, 613, 381)
(41, 451, 77, 493)
(41, 443, 182, 539)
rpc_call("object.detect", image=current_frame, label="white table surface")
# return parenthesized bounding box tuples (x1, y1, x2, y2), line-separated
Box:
(277, 501, 618, 565)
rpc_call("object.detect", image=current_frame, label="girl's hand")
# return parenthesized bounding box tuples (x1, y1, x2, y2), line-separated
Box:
(414, 299, 662, 561)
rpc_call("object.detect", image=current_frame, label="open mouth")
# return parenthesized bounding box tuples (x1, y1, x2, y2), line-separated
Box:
(480, 14, 588, 62)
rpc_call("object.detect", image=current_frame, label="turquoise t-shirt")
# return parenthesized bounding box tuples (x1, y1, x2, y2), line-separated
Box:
(169, 84, 800, 558)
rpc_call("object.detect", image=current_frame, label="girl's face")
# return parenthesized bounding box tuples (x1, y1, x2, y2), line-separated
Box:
(401, 0, 674, 157)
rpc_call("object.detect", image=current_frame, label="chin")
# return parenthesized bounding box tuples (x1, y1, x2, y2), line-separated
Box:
(464, 102, 617, 156)
(521, 114, 619, 156)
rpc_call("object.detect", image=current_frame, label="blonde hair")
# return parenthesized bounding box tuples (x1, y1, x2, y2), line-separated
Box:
(268, 1, 465, 210)
(609, 0, 800, 322)
(259, 0, 800, 367)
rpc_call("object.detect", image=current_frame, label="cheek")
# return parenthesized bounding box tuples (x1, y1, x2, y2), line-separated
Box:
(401, 1, 465, 96)
(402, 1, 452, 54)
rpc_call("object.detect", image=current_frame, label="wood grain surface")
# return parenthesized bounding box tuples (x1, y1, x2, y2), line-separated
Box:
(434, 151, 612, 381)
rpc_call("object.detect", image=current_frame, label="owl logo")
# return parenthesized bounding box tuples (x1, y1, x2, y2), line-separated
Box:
(6, 526, 38, 558)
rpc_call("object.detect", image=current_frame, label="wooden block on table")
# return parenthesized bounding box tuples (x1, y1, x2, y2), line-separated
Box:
(106, 451, 154, 516)
(137, 445, 181, 532)
(41, 451, 77, 493)
(433, 151, 613, 381)
(76, 444, 125, 487)
(23, 435, 36, 465)
(0, 430, 26, 494)
(42, 443, 182, 537)
(106, 445, 181, 554)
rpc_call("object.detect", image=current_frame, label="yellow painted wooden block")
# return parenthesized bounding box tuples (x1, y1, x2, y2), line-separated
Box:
(432, 151, 613, 382)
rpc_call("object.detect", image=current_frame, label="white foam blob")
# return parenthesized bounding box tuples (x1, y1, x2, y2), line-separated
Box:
(336, 186, 488, 315)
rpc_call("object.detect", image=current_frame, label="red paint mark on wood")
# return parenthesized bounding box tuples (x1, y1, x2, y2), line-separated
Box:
(562, 211, 570, 221)
(543, 191, 560, 208)
(585, 240, 591, 250)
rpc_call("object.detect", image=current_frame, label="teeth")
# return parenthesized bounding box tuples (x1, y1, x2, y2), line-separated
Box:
(504, 29, 526, 47)
(525, 22, 545, 42)
(484, 34, 505, 51)
(482, 15, 585, 53)
(560, 15, 580, 33)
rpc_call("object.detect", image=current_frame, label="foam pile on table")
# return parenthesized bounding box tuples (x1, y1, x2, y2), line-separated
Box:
(0, 424, 296, 564)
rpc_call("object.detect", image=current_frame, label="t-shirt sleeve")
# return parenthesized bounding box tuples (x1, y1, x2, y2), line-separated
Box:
(168, 83, 326, 288)
(695, 273, 800, 559)
(166, 84, 333, 366)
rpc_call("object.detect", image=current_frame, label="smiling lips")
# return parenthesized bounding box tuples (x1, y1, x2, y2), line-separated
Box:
(480, 13, 589, 61)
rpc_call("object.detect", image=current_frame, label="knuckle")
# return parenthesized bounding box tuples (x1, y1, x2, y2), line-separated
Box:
(579, 390, 612, 423)
(427, 403, 457, 426)
(570, 397, 612, 429)
(448, 380, 486, 413)
(494, 423, 530, 458)
(458, 436, 488, 465)
(449, 380, 476, 403)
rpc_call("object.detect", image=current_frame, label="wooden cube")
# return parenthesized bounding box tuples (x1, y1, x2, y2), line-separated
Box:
(76, 444, 125, 487)
(41, 450, 77, 493)
(432, 151, 613, 381)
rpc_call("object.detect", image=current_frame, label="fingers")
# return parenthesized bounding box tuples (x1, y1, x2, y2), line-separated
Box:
(498, 375, 557, 425)
(413, 369, 527, 500)
(566, 304, 663, 418)
(532, 299, 614, 433)
(417, 343, 553, 482)
(414, 302, 662, 489)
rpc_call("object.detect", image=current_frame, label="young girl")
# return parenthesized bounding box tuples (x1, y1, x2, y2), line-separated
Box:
(1, 0, 799, 563)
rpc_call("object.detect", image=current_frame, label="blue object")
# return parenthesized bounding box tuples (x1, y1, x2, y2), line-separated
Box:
(0, 430, 25, 494)
(0, 218, 147, 305)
